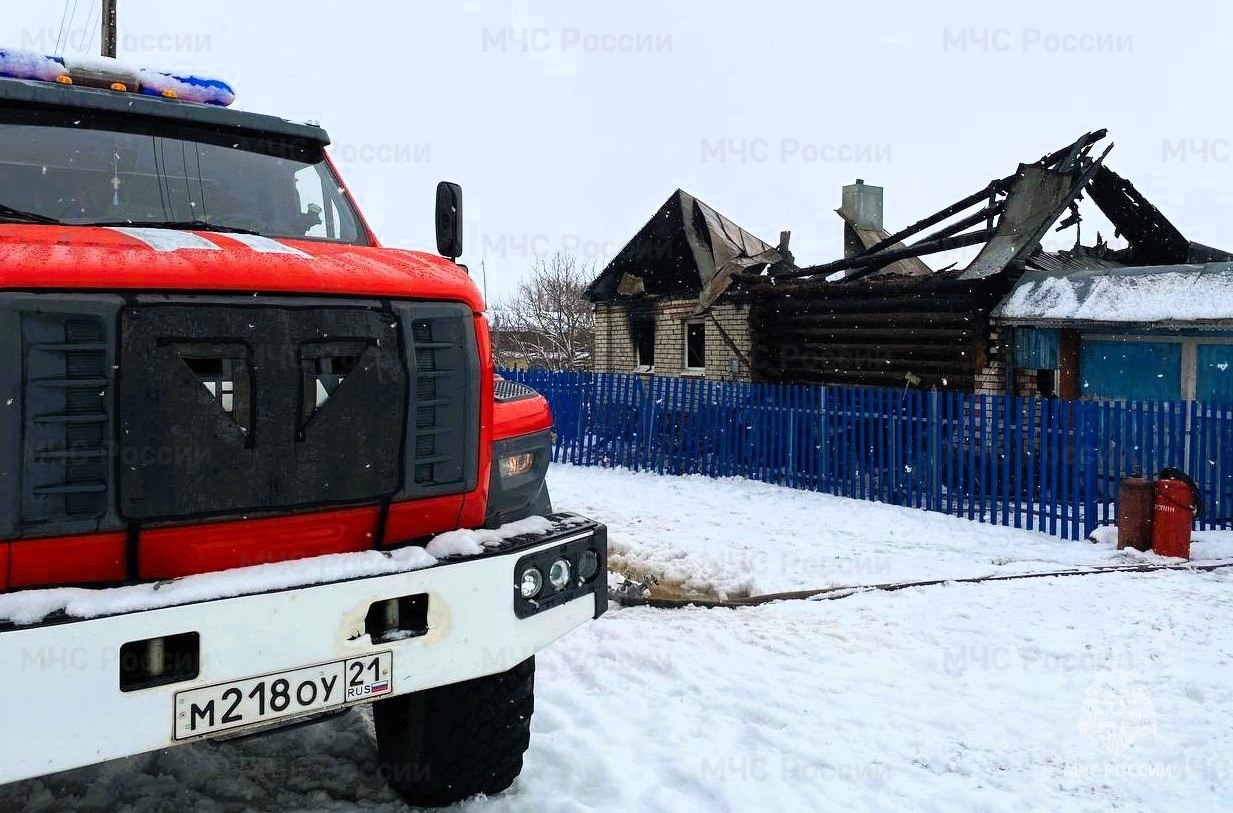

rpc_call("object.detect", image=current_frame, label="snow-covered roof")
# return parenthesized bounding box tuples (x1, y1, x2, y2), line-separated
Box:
(993, 262, 1233, 327)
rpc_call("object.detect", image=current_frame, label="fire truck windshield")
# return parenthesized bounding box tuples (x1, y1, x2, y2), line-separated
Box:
(0, 109, 369, 244)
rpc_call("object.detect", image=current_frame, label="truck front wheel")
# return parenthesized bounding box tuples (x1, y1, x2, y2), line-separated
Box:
(374, 658, 536, 807)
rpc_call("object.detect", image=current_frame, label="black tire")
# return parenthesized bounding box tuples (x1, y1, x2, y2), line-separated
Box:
(374, 658, 535, 808)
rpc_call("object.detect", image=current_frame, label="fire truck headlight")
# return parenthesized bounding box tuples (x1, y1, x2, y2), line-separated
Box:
(548, 559, 572, 591)
(499, 452, 536, 480)
(519, 566, 544, 599)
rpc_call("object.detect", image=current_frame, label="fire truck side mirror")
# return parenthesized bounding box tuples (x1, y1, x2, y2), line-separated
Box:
(435, 181, 464, 261)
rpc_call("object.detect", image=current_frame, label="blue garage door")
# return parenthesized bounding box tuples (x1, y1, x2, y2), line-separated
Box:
(1197, 344, 1233, 402)
(1080, 340, 1181, 401)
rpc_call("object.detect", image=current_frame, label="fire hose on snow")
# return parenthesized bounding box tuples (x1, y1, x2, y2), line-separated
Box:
(611, 558, 1233, 610)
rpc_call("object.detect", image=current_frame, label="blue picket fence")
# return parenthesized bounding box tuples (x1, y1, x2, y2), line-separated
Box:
(500, 369, 1233, 540)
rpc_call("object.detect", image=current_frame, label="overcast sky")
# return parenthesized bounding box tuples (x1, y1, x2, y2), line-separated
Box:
(3, 0, 1230, 303)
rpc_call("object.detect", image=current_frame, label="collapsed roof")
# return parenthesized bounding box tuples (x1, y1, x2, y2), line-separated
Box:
(587, 131, 1232, 336)
(754, 129, 1232, 288)
(585, 189, 794, 304)
(736, 130, 1233, 390)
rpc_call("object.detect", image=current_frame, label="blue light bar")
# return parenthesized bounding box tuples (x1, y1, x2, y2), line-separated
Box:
(0, 48, 68, 82)
(138, 70, 236, 107)
(0, 46, 235, 107)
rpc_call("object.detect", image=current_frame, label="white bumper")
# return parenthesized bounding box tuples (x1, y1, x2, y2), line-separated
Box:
(0, 526, 604, 785)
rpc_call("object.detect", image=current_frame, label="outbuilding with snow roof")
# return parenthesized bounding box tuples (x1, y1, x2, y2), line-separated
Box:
(993, 262, 1233, 402)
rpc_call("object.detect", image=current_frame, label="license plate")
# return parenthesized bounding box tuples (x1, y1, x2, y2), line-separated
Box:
(174, 652, 393, 740)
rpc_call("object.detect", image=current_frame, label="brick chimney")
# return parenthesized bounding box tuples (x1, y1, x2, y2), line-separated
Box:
(840, 179, 884, 258)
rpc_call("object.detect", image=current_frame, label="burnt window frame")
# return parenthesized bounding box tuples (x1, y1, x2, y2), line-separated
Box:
(684, 319, 706, 373)
(630, 316, 656, 370)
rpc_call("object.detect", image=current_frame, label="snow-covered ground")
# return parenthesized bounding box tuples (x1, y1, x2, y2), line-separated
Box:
(4, 466, 1233, 812)
(551, 465, 1233, 599)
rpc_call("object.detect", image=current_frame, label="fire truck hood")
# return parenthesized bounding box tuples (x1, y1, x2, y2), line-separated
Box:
(0, 224, 483, 311)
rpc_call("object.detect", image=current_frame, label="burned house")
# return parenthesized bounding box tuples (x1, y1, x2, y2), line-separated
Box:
(741, 131, 1105, 394)
(586, 189, 793, 381)
(748, 130, 1233, 399)
(587, 138, 1106, 389)
(590, 130, 1233, 401)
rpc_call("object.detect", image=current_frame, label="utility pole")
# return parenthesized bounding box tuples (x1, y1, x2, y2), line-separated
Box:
(102, 0, 117, 58)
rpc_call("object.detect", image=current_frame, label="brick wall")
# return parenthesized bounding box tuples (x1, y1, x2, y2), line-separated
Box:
(650, 298, 692, 376)
(707, 303, 753, 382)
(975, 327, 1000, 395)
(594, 304, 637, 372)
(976, 358, 1044, 397)
(591, 298, 754, 382)
(1017, 369, 1043, 398)
(975, 330, 1048, 397)
(975, 358, 1005, 396)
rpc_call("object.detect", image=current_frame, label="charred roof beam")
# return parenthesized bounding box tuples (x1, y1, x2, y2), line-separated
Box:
(772, 227, 998, 282)
(846, 129, 1108, 265)
(1036, 129, 1108, 172)
(772, 201, 1004, 283)
(827, 181, 1004, 267)
(916, 200, 1007, 247)
(959, 143, 1114, 280)
(770, 130, 1112, 284)
(1086, 165, 1200, 265)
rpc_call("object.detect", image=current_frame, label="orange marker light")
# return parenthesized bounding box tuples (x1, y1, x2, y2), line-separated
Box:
(54, 75, 73, 85)
(110, 82, 128, 92)
(161, 89, 178, 99)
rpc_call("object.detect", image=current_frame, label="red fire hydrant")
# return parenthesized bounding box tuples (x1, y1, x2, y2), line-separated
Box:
(1152, 470, 1201, 560)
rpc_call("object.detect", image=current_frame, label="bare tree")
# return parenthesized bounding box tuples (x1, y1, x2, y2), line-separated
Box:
(491, 252, 595, 371)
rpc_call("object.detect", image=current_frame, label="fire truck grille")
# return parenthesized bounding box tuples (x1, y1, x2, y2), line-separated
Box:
(0, 294, 121, 540)
(0, 295, 480, 540)
(406, 313, 473, 489)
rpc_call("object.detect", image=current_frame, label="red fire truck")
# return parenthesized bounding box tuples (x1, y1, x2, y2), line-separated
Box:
(0, 50, 606, 807)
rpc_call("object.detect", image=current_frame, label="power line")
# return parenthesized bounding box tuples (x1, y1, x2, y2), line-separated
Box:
(82, 0, 102, 55)
(54, 0, 74, 56)
(59, 0, 84, 57)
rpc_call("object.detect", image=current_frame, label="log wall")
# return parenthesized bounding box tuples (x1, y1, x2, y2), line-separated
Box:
(745, 274, 1014, 391)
